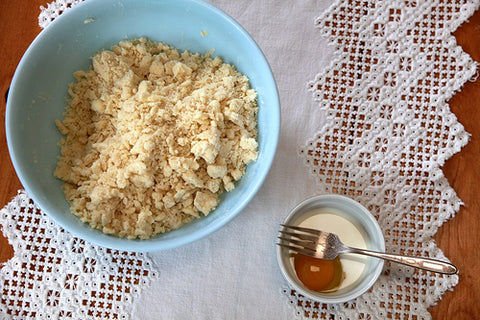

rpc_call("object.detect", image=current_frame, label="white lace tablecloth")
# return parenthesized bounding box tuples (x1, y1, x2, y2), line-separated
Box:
(2, 0, 479, 319)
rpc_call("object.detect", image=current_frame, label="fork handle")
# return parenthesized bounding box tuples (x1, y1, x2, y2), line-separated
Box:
(346, 247, 458, 275)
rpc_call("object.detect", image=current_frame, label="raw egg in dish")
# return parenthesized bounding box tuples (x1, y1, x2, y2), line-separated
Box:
(294, 254, 344, 292)
(291, 209, 368, 293)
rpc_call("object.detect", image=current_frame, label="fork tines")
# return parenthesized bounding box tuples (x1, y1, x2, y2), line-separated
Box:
(281, 224, 323, 235)
(277, 224, 321, 258)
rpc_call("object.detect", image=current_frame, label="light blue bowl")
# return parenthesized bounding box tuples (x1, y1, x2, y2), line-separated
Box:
(6, 0, 279, 252)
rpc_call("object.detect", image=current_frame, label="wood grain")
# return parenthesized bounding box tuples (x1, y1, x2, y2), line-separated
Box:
(0, 0, 47, 264)
(0, 1, 478, 319)
(429, 8, 480, 320)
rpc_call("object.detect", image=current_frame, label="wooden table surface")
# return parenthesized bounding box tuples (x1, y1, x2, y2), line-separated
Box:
(0, 1, 479, 319)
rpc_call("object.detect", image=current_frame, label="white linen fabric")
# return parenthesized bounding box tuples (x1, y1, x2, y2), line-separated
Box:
(0, 0, 477, 319)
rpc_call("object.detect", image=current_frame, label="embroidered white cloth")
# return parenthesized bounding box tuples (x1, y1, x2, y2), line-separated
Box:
(1, 0, 478, 319)
(0, 191, 159, 319)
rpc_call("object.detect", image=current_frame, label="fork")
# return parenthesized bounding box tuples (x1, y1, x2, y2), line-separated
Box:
(278, 224, 458, 275)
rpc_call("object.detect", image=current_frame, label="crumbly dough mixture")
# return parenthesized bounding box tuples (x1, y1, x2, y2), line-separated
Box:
(54, 38, 258, 239)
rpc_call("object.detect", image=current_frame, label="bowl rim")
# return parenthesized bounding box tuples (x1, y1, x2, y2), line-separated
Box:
(276, 194, 385, 303)
(5, 0, 280, 252)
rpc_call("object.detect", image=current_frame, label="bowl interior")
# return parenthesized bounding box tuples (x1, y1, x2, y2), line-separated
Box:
(6, 0, 279, 251)
(277, 195, 385, 303)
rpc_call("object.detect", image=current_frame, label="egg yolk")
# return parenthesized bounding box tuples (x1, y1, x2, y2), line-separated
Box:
(294, 254, 343, 292)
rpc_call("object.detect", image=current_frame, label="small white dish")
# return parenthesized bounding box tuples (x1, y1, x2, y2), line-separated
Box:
(276, 194, 385, 303)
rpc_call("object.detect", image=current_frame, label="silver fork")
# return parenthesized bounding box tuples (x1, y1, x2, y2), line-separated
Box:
(278, 224, 458, 275)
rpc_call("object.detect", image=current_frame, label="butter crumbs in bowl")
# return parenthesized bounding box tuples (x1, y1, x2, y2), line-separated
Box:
(6, 0, 279, 252)
(55, 38, 258, 239)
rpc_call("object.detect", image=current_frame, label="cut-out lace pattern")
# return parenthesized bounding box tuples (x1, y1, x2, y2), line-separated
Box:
(0, 191, 158, 319)
(38, 0, 84, 28)
(294, 0, 479, 319)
